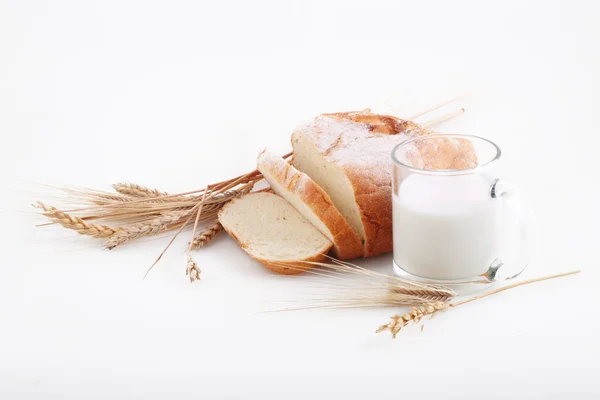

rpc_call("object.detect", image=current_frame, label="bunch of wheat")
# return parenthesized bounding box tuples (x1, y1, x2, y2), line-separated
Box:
(34, 166, 267, 248)
(33, 157, 288, 281)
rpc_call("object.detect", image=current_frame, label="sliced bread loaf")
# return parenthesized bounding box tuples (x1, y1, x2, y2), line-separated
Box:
(218, 192, 332, 274)
(291, 111, 430, 257)
(291, 111, 478, 257)
(257, 150, 363, 260)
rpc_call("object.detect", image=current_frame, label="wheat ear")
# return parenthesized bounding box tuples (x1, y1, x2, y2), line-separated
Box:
(105, 210, 191, 249)
(185, 253, 201, 283)
(376, 302, 448, 338)
(112, 183, 171, 198)
(208, 184, 253, 203)
(34, 201, 121, 238)
(189, 221, 223, 250)
(377, 270, 581, 338)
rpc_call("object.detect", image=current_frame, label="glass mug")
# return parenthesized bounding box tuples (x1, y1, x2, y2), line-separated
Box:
(391, 134, 535, 293)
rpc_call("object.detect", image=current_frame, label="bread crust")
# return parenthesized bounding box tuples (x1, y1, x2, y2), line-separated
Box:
(292, 111, 429, 257)
(255, 252, 329, 275)
(218, 194, 333, 275)
(257, 151, 363, 260)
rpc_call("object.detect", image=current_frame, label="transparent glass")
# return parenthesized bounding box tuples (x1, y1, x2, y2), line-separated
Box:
(391, 134, 536, 294)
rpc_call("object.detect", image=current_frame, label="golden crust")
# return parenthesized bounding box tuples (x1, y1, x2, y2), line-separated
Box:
(256, 252, 329, 275)
(257, 151, 364, 260)
(324, 111, 425, 135)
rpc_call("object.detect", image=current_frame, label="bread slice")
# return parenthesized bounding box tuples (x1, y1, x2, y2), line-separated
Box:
(257, 150, 363, 260)
(218, 192, 333, 274)
(291, 111, 430, 257)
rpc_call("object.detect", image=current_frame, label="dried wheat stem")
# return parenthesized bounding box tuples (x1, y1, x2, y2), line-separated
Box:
(377, 270, 581, 337)
(182, 188, 210, 282)
(450, 270, 581, 307)
(406, 92, 472, 120)
(189, 221, 223, 250)
(423, 108, 465, 128)
(105, 210, 191, 249)
(34, 201, 121, 238)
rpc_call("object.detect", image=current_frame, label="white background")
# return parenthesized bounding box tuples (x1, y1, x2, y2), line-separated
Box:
(1, 0, 599, 398)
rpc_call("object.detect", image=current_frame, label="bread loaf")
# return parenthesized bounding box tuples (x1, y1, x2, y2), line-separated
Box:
(291, 111, 429, 257)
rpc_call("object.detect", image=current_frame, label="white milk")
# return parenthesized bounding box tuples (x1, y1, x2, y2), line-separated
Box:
(393, 173, 502, 280)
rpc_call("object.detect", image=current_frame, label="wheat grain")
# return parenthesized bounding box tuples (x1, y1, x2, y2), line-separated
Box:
(189, 221, 223, 250)
(34, 201, 121, 238)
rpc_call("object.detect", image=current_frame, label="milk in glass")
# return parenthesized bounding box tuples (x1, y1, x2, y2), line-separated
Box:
(392, 173, 502, 280)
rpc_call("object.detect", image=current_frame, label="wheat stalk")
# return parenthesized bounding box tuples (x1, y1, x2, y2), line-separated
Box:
(423, 108, 465, 128)
(34, 201, 121, 238)
(189, 221, 223, 250)
(181, 187, 210, 282)
(376, 270, 581, 338)
(405, 92, 472, 120)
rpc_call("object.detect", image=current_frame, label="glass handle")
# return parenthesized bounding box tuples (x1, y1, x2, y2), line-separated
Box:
(491, 179, 537, 280)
